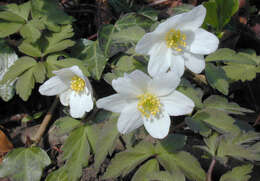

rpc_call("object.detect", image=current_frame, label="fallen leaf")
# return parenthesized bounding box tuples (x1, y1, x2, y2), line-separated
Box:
(0, 130, 13, 153)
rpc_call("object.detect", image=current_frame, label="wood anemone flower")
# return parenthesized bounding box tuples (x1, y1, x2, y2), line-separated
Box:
(135, 5, 219, 77)
(96, 70, 194, 139)
(39, 66, 93, 118)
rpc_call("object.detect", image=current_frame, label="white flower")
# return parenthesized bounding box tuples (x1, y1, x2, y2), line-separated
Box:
(39, 66, 93, 118)
(96, 70, 194, 139)
(135, 5, 219, 77)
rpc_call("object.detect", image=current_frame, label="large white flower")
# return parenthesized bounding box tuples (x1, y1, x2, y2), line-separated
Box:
(135, 5, 219, 77)
(39, 66, 93, 118)
(96, 70, 194, 139)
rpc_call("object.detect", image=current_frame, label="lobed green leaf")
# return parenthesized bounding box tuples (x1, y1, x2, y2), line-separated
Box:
(205, 63, 229, 95)
(0, 147, 50, 181)
(62, 126, 90, 181)
(15, 68, 35, 101)
(220, 164, 253, 181)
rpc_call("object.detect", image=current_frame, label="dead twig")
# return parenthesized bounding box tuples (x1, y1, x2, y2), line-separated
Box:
(32, 97, 59, 144)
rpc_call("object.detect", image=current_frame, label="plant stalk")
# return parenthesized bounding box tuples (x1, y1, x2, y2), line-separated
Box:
(32, 97, 59, 144)
(206, 158, 216, 181)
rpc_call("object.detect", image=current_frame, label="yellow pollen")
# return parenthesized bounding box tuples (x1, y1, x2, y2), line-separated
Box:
(137, 93, 160, 118)
(70, 76, 85, 92)
(165, 29, 186, 52)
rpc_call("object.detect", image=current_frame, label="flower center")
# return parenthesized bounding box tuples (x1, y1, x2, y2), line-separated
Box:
(70, 76, 85, 92)
(165, 29, 186, 52)
(137, 93, 161, 118)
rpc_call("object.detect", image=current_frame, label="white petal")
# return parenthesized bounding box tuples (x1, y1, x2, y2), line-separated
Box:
(170, 55, 185, 76)
(69, 90, 93, 118)
(176, 5, 206, 30)
(112, 75, 143, 97)
(96, 94, 130, 113)
(161, 90, 194, 116)
(135, 32, 163, 55)
(148, 71, 180, 96)
(52, 67, 74, 85)
(59, 89, 71, 106)
(39, 76, 69, 96)
(126, 70, 151, 92)
(190, 28, 219, 54)
(143, 109, 170, 139)
(117, 102, 143, 134)
(148, 42, 172, 77)
(154, 5, 206, 34)
(183, 52, 205, 74)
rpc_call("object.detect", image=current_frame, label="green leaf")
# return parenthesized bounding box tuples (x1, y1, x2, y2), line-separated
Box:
(157, 154, 185, 181)
(172, 3, 194, 14)
(98, 13, 154, 57)
(203, 95, 253, 115)
(203, 0, 239, 31)
(31, 0, 74, 25)
(157, 151, 206, 181)
(115, 55, 146, 74)
(85, 124, 100, 153)
(15, 68, 35, 101)
(62, 126, 90, 181)
(193, 108, 240, 135)
(102, 141, 155, 179)
(0, 22, 23, 37)
(77, 39, 108, 80)
(98, 24, 117, 57)
(0, 2, 30, 23)
(231, 131, 260, 145)
(20, 21, 42, 43)
(94, 113, 119, 169)
(0, 41, 18, 101)
(156, 134, 187, 154)
(32, 62, 46, 83)
(54, 116, 82, 136)
(46, 167, 68, 181)
(223, 63, 259, 82)
(138, 9, 159, 21)
(18, 41, 42, 57)
(220, 164, 253, 181)
(0, 147, 51, 181)
(217, 132, 260, 162)
(205, 63, 229, 95)
(195, 133, 220, 157)
(111, 26, 145, 44)
(43, 25, 75, 55)
(1, 56, 37, 84)
(46, 55, 89, 77)
(115, 13, 154, 31)
(131, 159, 159, 181)
(203, 1, 218, 30)
(185, 117, 211, 137)
(177, 79, 203, 109)
(94, 114, 119, 169)
(148, 171, 182, 181)
(216, 0, 239, 29)
(206, 48, 257, 65)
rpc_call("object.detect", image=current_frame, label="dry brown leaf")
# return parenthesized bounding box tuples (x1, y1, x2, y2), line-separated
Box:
(0, 130, 13, 154)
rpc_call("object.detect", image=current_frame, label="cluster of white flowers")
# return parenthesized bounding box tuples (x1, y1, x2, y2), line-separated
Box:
(39, 5, 219, 139)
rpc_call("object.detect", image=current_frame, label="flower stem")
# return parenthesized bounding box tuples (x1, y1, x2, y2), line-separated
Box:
(206, 158, 216, 181)
(32, 97, 59, 144)
(186, 69, 208, 86)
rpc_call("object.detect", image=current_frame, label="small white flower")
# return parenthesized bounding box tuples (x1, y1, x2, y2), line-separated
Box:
(39, 66, 93, 118)
(135, 5, 219, 77)
(96, 70, 194, 139)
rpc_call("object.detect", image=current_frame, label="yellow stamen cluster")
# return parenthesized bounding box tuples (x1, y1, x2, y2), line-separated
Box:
(70, 76, 85, 92)
(137, 93, 160, 118)
(165, 29, 186, 51)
